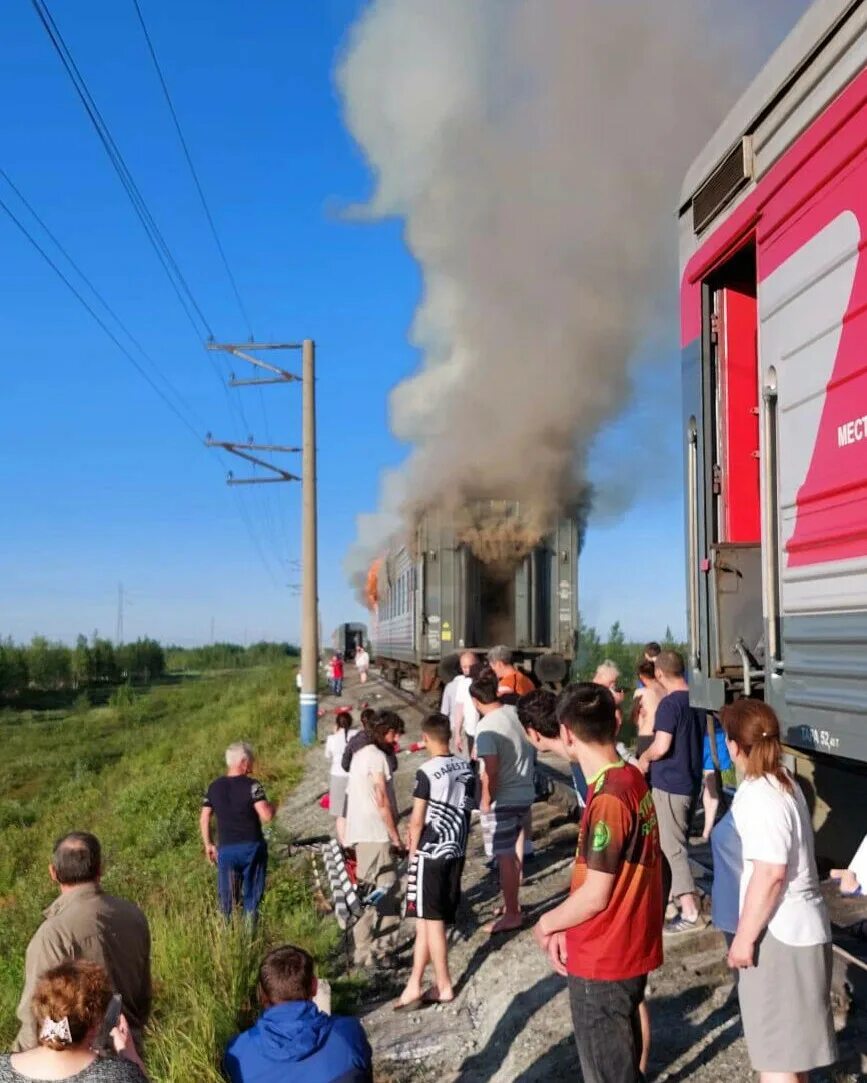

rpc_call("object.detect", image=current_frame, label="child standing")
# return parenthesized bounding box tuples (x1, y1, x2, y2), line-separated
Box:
(397, 713, 474, 1008)
(324, 710, 358, 847)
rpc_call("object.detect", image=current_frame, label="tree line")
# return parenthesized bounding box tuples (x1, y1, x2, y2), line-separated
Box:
(0, 636, 298, 697)
(574, 620, 686, 683)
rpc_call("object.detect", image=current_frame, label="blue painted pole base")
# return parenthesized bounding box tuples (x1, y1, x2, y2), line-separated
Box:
(300, 693, 318, 746)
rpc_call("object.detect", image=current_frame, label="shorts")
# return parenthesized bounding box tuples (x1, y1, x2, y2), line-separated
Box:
(406, 853, 464, 923)
(480, 805, 530, 857)
(703, 728, 732, 772)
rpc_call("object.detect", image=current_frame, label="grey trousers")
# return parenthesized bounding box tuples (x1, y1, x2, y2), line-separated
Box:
(568, 973, 647, 1083)
(353, 841, 401, 966)
(652, 788, 695, 899)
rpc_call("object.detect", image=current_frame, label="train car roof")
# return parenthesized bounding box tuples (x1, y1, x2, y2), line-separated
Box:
(679, 0, 859, 211)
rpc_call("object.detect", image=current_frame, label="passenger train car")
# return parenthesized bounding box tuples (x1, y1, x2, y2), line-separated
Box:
(679, 0, 867, 860)
(331, 622, 367, 660)
(371, 503, 580, 690)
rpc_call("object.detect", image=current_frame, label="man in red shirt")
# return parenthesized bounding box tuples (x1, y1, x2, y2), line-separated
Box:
(533, 683, 663, 1083)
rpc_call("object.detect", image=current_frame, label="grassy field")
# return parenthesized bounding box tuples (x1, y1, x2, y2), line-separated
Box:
(0, 665, 344, 1082)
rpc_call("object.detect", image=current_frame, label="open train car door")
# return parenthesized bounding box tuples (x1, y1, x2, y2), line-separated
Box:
(686, 242, 763, 707)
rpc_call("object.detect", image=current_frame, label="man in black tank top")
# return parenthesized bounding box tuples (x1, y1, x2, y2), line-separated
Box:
(200, 741, 275, 919)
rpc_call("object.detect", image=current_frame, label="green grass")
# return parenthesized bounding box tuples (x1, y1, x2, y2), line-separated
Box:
(0, 665, 347, 1082)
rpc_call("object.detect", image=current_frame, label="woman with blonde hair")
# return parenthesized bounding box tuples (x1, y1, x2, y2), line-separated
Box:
(0, 961, 147, 1081)
(721, 699, 836, 1083)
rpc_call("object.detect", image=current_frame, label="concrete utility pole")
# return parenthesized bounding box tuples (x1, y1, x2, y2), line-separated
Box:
(206, 339, 319, 745)
(300, 339, 318, 745)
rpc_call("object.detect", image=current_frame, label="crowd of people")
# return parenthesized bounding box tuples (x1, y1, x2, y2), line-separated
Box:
(323, 641, 848, 1083)
(6, 641, 857, 1083)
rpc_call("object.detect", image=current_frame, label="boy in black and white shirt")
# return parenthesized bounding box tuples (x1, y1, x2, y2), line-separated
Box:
(396, 713, 474, 1009)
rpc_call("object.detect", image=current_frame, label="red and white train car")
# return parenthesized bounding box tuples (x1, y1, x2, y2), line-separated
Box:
(679, 0, 867, 858)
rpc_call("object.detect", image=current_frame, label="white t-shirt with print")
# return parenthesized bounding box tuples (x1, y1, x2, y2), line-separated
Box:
(345, 743, 392, 845)
(731, 773, 830, 947)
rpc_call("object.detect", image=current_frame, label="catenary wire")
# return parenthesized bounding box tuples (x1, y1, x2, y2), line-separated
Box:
(30, 0, 213, 342)
(29, 0, 288, 585)
(127, 2, 289, 559)
(0, 168, 202, 431)
(130, 0, 255, 341)
(0, 189, 284, 590)
(31, 0, 267, 536)
(0, 191, 204, 444)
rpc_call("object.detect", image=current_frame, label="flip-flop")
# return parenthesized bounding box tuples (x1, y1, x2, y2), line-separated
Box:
(393, 997, 424, 1012)
(421, 989, 454, 1005)
(484, 915, 524, 935)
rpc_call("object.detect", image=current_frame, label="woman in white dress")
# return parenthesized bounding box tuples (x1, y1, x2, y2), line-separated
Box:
(720, 698, 836, 1083)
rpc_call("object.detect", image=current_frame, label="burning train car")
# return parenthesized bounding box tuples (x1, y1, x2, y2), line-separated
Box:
(369, 501, 580, 689)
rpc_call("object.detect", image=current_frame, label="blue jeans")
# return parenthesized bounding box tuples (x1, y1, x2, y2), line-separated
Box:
(217, 841, 268, 917)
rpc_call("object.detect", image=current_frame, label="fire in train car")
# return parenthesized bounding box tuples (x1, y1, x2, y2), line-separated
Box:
(678, 0, 867, 861)
(370, 501, 579, 691)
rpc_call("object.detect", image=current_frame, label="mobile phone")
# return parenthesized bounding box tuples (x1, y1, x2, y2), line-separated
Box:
(91, 994, 123, 1055)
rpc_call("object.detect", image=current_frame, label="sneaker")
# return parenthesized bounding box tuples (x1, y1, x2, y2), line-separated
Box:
(664, 914, 701, 935)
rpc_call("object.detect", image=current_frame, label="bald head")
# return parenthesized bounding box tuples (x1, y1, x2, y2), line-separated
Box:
(459, 651, 478, 676)
(51, 832, 101, 886)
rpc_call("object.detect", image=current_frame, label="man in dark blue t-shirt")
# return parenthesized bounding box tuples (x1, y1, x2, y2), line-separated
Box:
(637, 650, 704, 932)
(200, 741, 276, 918)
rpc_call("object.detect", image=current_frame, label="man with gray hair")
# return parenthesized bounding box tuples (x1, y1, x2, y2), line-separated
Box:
(201, 742, 276, 918)
(487, 645, 534, 703)
(15, 832, 151, 1051)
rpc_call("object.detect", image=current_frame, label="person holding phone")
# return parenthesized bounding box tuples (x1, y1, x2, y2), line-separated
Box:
(0, 960, 147, 1081)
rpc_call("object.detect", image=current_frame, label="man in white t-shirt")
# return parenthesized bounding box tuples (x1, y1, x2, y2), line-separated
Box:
(345, 714, 403, 967)
(448, 652, 479, 756)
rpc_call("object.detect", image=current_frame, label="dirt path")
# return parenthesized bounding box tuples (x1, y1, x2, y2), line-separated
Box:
(279, 671, 865, 1082)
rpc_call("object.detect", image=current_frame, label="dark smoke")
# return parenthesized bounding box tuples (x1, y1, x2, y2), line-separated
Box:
(337, 0, 810, 595)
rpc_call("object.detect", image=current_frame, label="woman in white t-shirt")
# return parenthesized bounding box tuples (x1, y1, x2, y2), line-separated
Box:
(720, 698, 836, 1082)
(324, 710, 358, 847)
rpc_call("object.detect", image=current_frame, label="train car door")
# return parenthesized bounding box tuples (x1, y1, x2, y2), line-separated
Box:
(688, 242, 762, 706)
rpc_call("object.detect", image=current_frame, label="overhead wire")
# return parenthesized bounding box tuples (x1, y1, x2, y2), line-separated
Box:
(30, 0, 214, 343)
(0, 167, 202, 433)
(130, 0, 255, 341)
(0, 190, 204, 445)
(0, 183, 284, 589)
(129, 2, 289, 567)
(28, 0, 288, 588)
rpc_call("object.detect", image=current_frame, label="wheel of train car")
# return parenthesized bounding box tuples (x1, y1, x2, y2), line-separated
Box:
(438, 653, 461, 684)
(534, 653, 568, 685)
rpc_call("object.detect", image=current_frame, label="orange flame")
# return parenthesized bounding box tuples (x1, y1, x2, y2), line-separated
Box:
(365, 559, 382, 611)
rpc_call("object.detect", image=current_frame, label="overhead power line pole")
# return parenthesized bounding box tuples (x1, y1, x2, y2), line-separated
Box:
(206, 339, 319, 745)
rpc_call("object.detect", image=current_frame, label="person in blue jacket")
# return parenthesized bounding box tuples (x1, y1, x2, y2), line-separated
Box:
(224, 945, 372, 1083)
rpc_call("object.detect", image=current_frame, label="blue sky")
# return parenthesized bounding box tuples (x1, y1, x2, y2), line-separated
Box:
(0, 1, 792, 648)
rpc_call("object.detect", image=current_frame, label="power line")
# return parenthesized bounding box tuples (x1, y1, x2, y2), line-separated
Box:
(0, 190, 205, 444)
(0, 168, 203, 432)
(29, 0, 264, 530)
(0, 183, 282, 591)
(130, 0, 254, 340)
(30, 0, 213, 342)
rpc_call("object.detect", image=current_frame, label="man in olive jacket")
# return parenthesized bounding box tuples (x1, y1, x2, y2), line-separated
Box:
(14, 832, 151, 1051)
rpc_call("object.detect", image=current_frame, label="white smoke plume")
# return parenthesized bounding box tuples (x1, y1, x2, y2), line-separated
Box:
(337, 0, 809, 594)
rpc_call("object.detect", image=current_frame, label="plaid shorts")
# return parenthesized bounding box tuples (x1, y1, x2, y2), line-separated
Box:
(480, 805, 530, 857)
